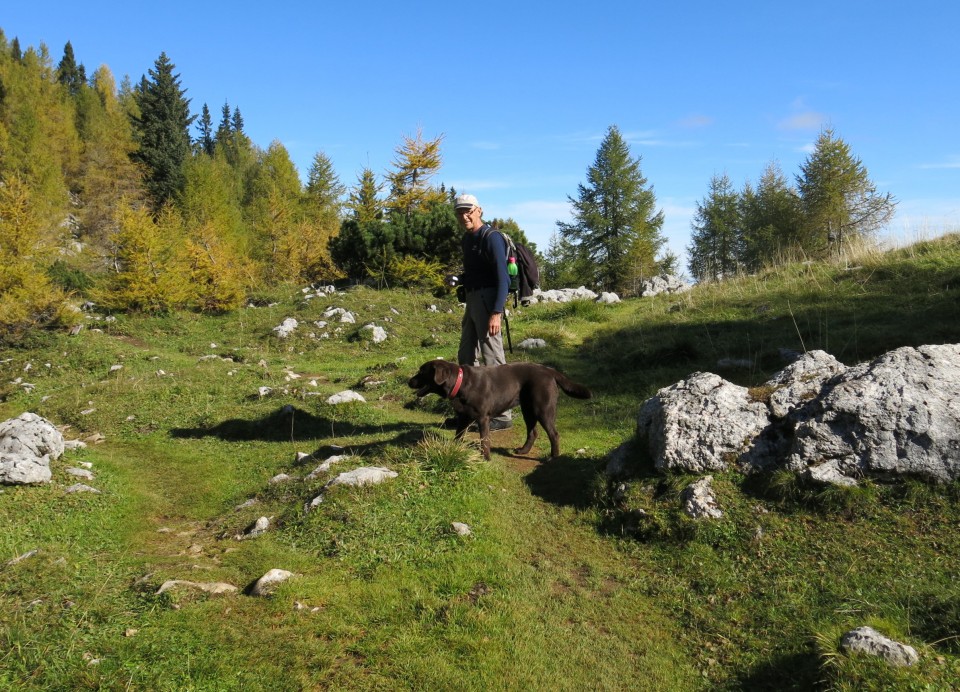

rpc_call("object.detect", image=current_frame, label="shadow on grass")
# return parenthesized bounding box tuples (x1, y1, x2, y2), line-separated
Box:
(522, 456, 601, 510)
(731, 649, 821, 691)
(170, 405, 410, 443)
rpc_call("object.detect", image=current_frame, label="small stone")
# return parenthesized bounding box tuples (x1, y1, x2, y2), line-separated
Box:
(250, 569, 295, 597)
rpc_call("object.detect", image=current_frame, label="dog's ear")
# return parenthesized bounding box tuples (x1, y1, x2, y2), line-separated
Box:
(433, 360, 457, 391)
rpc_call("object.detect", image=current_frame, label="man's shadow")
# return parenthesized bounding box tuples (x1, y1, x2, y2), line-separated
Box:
(169, 404, 409, 443)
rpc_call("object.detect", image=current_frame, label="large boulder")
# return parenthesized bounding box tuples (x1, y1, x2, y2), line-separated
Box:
(629, 344, 960, 486)
(0, 413, 64, 485)
(637, 372, 770, 473)
(0, 412, 64, 460)
(785, 344, 960, 483)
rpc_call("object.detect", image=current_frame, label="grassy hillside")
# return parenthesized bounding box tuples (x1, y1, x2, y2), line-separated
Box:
(1, 233, 959, 690)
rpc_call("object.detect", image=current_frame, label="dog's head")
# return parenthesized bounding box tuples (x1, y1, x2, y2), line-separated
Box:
(408, 359, 459, 398)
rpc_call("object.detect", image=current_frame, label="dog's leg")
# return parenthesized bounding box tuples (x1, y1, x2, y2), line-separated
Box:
(477, 417, 491, 460)
(544, 423, 561, 459)
(513, 404, 539, 455)
(453, 413, 471, 440)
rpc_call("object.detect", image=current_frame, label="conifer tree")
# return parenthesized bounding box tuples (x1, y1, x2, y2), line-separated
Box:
(797, 128, 896, 258)
(77, 65, 147, 246)
(346, 168, 383, 225)
(0, 174, 75, 341)
(687, 172, 742, 281)
(196, 103, 215, 156)
(130, 52, 195, 210)
(305, 151, 345, 213)
(557, 125, 666, 293)
(385, 127, 446, 217)
(98, 201, 192, 312)
(55, 41, 85, 97)
(0, 43, 78, 227)
(740, 161, 803, 269)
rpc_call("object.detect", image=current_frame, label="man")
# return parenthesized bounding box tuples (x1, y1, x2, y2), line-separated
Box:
(453, 193, 512, 430)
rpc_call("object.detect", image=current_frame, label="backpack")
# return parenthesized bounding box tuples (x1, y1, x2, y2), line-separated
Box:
(479, 226, 541, 306)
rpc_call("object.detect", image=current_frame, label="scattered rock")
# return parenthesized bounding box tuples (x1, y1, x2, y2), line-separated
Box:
(305, 455, 351, 479)
(250, 568, 295, 597)
(360, 324, 388, 343)
(243, 516, 271, 539)
(681, 476, 723, 519)
(326, 390, 365, 405)
(840, 626, 919, 667)
(451, 522, 472, 536)
(272, 318, 298, 338)
(639, 274, 691, 297)
(326, 466, 398, 488)
(156, 580, 238, 596)
(518, 338, 547, 350)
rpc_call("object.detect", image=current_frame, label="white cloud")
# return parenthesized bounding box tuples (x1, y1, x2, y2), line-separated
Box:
(676, 114, 714, 129)
(778, 112, 826, 131)
(917, 157, 960, 170)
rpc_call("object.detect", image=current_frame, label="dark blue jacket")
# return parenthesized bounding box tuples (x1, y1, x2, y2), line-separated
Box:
(461, 224, 509, 313)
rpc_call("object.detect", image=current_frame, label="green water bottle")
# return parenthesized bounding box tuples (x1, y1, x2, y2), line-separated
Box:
(507, 256, 519, 291)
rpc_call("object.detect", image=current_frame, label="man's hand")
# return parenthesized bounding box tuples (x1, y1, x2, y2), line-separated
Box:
(488, 312, 502, 336)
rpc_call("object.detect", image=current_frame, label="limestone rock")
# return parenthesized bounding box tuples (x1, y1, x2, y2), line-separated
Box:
(250, 568, 295, 597)
(840, 626, 918, 666)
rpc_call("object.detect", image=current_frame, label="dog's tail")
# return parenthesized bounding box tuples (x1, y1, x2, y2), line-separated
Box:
(555, 372, 592, 400)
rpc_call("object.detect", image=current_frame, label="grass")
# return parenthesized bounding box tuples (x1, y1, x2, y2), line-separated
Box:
(1, 233, 960, 689)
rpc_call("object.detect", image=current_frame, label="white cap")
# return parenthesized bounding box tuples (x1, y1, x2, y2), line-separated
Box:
(454, 193, 479, 210)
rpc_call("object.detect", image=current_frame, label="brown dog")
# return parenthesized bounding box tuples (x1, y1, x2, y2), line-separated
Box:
(408, 359, 592, 460)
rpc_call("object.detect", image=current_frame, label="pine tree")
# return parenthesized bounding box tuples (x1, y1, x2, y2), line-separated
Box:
(557, 125, 666, 293)
(130, 52, 195, 209)
(797, 128, 896, 259)
(687, 173, 742, 281)
(346, 168, 383, 225)
(196, 103, 215, 156)
(55, 41, 85, 97)
(305, 151, 345, 214)
(215, 101, 232, 144)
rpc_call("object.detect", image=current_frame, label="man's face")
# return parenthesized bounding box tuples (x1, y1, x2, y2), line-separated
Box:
(456, 205, 482, 232)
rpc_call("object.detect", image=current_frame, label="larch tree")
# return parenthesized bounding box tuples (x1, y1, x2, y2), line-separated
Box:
(385, 127, 446, 218)
(557, 125, 666, 294)
(77, 65, 147, 247)
(0, 174, 74, 340)
(130, 52, 195, 210)
(797, 128, 896, 259)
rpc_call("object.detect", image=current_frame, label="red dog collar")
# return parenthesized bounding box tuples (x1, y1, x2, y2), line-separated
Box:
(449, 367, 464, 398)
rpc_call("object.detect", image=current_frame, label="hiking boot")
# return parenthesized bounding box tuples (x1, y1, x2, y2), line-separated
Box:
(489, 418, 513, 431)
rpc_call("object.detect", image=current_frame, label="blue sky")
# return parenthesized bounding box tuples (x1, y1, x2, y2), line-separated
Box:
(5, 1, 959, 268)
